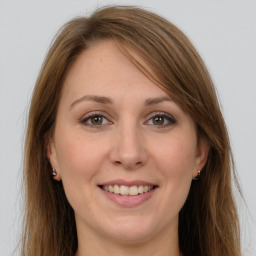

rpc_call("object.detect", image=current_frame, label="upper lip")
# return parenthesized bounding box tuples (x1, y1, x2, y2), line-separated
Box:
(99, 179, 158, 187)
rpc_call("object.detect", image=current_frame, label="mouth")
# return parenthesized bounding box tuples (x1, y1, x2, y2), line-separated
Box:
(98, 184, 157, 196)
(98, 180, 158, 207)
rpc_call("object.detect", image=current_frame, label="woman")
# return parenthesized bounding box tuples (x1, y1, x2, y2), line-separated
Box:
(22, 6, 241, 256)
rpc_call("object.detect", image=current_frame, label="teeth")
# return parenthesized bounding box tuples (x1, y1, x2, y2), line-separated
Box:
(138, 185, 144, 194)
(109, 185, 114, 193)
(120, 185, 129, 195)
(143, 185, 149, 193)
(129, 186, 138, 196)
(114, 185, 120, 194)
(102, 185, 155, 196)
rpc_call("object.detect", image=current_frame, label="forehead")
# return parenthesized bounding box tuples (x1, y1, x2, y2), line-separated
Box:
(61, 40, 170, 103)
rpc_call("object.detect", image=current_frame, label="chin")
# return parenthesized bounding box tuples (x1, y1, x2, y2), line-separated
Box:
(98, 215, 162, 244)
(105, 229, 154, 244)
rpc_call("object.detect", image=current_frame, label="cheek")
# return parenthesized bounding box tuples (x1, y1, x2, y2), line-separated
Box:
(153, 134, 197, 178)
(151, 135, 196, 211)
(55, 129, 106, 173)
(54, 131, 108, 201)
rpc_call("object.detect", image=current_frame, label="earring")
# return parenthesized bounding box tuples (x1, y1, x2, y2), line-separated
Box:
(52, 168, 57, 176)
(192, 170, 201, 181)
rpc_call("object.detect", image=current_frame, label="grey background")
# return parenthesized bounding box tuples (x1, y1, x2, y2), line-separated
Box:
(0, 0, 255, 255)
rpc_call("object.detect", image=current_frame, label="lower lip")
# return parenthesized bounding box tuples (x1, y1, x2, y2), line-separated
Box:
(100, 188, 157, 207)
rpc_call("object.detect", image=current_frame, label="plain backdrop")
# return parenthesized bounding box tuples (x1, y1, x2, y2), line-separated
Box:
(0, 0, 255, 255)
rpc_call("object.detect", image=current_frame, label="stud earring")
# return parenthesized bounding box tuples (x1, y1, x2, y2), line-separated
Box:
(52, 168, 57, 176)
(192, 170, 201, 181)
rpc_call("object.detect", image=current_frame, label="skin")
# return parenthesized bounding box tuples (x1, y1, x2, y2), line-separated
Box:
(48, 40, 209, 256)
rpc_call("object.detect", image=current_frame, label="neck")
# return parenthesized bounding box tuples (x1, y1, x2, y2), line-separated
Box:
(75, 221, 181, 256)
(76, 240, 181, 256)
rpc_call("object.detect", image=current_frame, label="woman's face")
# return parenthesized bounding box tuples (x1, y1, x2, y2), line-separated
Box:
(48, 40, 208, 244)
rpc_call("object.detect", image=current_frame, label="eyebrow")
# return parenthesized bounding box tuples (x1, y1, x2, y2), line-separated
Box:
(144, 97, 173, 106)
(70, 95, 172, 109)
(70, 95, 113, 109)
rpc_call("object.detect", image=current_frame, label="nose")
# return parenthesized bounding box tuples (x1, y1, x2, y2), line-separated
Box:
(109, 123, 148, 170)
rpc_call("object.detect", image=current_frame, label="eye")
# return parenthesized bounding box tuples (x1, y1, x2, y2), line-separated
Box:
(146, 112, 176, 127)
(80, 113, 111, 127)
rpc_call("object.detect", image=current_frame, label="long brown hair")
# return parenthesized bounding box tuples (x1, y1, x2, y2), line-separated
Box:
(22, 6, 241, 256)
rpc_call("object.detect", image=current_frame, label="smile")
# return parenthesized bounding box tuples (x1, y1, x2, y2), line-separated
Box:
(100, 185, 155, 196)
(98, 180, 158, 207)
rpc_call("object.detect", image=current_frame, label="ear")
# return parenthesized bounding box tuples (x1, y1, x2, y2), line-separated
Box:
(46, 136, 62, 181)
(193, 137, 210, 178)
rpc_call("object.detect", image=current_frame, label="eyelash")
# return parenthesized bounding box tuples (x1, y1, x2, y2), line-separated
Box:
(145, 112, 176, 128)
(80, 111, 176, 128)
(80, 112, 111, 128)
